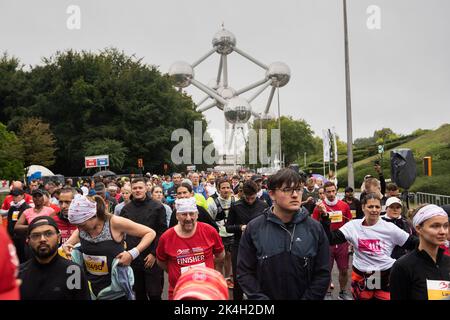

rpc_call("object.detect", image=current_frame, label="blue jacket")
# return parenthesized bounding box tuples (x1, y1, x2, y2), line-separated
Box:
(237, 207, 330, 300)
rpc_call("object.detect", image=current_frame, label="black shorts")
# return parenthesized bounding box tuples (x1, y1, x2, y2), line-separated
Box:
(221, 236, 234, 252)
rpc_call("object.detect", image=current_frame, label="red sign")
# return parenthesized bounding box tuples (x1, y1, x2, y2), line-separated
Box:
(85, 159, 97, 168)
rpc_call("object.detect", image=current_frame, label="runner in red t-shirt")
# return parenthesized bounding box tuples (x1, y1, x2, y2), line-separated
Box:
(53, 188, 77, 244)
(156, 197, 224, 299)
(312, 181, 353, 300)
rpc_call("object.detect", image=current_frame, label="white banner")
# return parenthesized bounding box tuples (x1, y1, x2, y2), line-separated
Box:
(322, 129, 330, 162)
(332, 127, 338, 163)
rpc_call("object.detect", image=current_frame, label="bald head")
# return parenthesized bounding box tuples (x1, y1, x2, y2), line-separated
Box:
(12, 181, 23, 190)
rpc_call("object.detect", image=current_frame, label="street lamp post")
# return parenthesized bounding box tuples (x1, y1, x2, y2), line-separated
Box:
(343, 0, 354, 188)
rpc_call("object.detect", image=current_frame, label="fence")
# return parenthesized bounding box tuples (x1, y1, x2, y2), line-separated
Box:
(413, 192, 450, 206)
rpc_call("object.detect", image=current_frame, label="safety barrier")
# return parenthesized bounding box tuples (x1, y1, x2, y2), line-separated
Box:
(413, 192, 450, 206)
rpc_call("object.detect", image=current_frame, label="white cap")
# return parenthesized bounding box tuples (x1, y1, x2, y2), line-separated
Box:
(175, 198, 198, 213)
(386, 197, 402, 208)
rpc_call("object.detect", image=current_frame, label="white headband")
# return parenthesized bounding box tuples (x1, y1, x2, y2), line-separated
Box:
(68, 194, 97, 225)
(413, 204, 448, 227)
(175, 197, 198, 213)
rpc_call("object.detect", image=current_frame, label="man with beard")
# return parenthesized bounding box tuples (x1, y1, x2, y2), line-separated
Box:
(120, 178, 167, 300)
(19, 216, 90, 300)
(156, 197, 224, 300)
(52, 188, 77, 244)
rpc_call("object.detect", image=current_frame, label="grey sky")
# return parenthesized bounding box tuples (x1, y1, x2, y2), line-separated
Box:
(1, 0, 449, 146)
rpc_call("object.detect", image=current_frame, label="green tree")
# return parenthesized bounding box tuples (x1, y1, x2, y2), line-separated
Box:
(249, 116, 318, 166)
(17, 118, 56, 167)
(373, 128, 400, 144)
(0, 122, 24, 180)
(2, 49, 211, 175)
(83, 138, 128, 172)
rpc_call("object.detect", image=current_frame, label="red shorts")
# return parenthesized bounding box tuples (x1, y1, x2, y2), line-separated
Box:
(329, 243, 349, 271)
(351, 268, 390, 300)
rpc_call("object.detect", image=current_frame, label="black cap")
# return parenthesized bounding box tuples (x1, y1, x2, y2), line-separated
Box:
(344, 187, 354, 193)
(251, 175, 263, 182)
(28, 216, 59, 235)
(31, 189, 44, 197)
(10, 189, 24, 196)
(94, 182, 106, 192)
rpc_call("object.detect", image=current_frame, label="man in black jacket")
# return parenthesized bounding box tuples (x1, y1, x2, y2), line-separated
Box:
(120, 177, 167, 300)
(6, 189, 31, 263)
(19, 216, 90, 300)
(237, 168, 330, 300)
(226, 180, 268, 300)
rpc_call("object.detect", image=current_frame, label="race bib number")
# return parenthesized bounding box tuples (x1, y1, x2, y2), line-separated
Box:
(350, 210, 356, 219)
(180, 262, 206, 274)
(330, 211, 343, 223)
(12, 211, 20, 221)
(83, 254, 109, 276)
(426, 280, 450, 300)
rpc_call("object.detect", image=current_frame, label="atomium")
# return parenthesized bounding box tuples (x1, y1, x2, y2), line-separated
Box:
(212, 29, 236, 55)
(224, 96, 252, 124)
(168, 61, 194, 88)
(169, 25, 290, 155)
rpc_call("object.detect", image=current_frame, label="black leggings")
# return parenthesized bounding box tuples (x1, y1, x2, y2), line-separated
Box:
(132, 264, 164, 300)
(231, 246, 243, 300)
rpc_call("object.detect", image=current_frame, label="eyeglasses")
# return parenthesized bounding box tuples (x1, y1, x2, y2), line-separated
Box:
(29, 230, 57, 241)
(277, 187, 303, 195)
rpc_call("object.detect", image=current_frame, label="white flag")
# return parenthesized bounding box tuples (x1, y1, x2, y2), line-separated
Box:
(322, 129, 330, 162)
(332, 127, 338, 163)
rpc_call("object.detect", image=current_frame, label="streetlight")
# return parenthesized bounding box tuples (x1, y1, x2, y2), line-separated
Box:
(343, 0, 354, 188)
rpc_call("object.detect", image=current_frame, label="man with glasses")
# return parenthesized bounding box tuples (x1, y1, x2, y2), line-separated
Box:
(237, 168, 330, 300)
(19, 216, 90, 300)
(226, 180, 268, 300)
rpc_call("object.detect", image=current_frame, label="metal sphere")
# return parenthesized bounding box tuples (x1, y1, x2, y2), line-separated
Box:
(217, 86, 236, 100)
(223, 96, 252, 124)
(168, 61, 194, 88)
(266, 62, 291, 87)
(212, 29, 236, 55)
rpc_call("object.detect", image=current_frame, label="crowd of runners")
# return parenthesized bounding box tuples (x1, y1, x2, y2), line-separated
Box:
(0, 166, 449, 300)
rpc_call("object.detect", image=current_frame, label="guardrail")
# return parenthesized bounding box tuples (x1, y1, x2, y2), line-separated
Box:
(413, 192, 450, 206)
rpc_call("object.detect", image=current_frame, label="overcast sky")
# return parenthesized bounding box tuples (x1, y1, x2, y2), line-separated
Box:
(1, 0, 449, 147)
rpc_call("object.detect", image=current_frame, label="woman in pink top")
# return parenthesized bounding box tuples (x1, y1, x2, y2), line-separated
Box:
(14, 189, 55, 235)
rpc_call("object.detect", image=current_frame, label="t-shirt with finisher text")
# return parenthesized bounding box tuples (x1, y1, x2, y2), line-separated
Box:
(156, 222, 224, 299)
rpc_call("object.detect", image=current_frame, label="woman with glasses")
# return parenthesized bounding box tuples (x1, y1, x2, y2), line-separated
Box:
(319, 193, 418, 300)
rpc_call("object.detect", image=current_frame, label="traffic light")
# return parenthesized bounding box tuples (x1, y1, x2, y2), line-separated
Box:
(137, 158, 143, 168)
(423, 156, 432, 176)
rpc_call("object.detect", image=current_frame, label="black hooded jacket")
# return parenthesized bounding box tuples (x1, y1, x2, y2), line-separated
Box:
(120, 195, 167, 266)
(237, 207, 330, 300)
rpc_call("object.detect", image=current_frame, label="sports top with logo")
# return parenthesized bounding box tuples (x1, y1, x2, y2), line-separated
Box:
(339, 218, 409, 272)
(79, 218, 124, 296)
